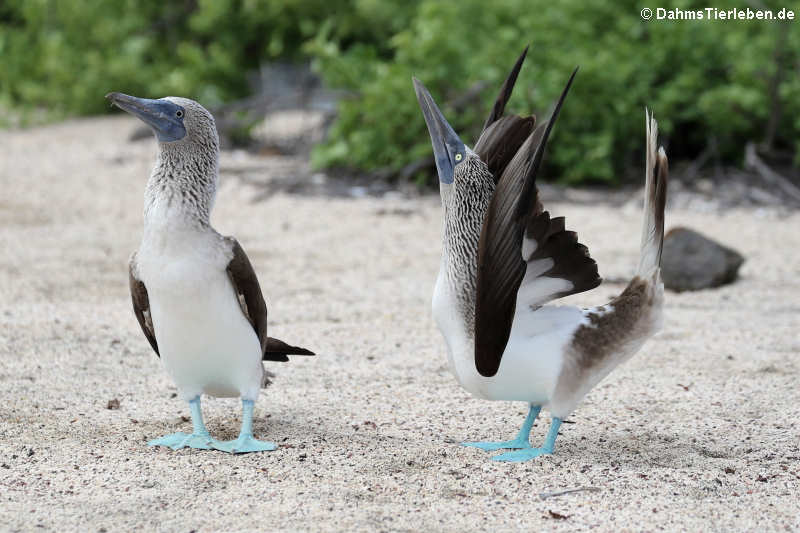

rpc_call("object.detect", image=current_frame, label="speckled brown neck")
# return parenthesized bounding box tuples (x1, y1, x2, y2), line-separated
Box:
(440, 156, 495, 333)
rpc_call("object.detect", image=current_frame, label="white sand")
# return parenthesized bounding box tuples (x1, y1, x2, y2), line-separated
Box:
(1, 116, 798, 532)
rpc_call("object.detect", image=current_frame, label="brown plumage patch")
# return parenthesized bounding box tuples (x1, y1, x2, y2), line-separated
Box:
(570, 277, 652, 367)
(225, 237, 273, 358)
(225, 237, 315, 362)
(548, 275, 661, 418)
(129, 255, 159, 357)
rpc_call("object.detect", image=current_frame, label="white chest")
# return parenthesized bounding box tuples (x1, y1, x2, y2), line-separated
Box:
(137, 222, 227, 292)
(136, 224, 262, 400)
(432, 267, 492, 398)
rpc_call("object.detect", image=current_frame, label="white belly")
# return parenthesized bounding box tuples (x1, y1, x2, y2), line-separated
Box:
(487, 305, 584, 404)
(433, 271, 584, 405)
(137, 229, 263, 401)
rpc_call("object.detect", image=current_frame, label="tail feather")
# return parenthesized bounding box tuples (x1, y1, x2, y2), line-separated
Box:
(637, 109, 668, 277)
(264, 336, 315, 358)
(262, 336, 315, 362)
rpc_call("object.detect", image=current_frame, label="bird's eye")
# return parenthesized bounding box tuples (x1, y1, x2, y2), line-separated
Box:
(455, 153, 462, 162)
(176, 110, 183, 118)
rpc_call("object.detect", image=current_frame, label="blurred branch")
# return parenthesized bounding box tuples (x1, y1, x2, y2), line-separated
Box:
(398, 156, 434, 181)
(684, 137, 718, 182)
(744, 142, 800, 205)
(763, 22, 789, 152)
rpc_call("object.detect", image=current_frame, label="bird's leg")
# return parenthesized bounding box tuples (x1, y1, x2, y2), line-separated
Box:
(461, 404, 541, 451)
(214, 399, 277, 454)
(492, 417, 563, 462)
(148, 396, 220, 450)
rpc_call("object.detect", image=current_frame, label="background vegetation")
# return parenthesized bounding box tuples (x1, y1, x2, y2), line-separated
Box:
(1, 0, 798, 184)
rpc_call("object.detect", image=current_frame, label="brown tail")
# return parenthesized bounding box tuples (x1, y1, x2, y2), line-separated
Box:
(637, 109, 668, 277)
(262, 336, 315, 362)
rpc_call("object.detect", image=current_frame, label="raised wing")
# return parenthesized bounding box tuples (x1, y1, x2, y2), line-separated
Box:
(225, 237, 314, 362)
(482, 45, 529, 131)
(129, 253, 159, 356)
(474, 46, 535, 182)
(474, 68, 600, 378)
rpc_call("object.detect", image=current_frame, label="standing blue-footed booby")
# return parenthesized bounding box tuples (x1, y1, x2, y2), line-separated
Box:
(413, 48, 668, 462)
(106, 92, 314, 454)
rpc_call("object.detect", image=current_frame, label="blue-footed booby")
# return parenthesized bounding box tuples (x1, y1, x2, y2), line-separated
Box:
(106, 92, 314, 454)
(413, 48, 668, 462)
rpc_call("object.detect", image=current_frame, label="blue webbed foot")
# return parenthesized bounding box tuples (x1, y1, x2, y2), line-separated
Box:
(462, 404, 541, 452)
(461, 438, 531, 451)
(215, 399, 277, 454)
(490, 416, 563, 462)
(148, 396, 223, 451)
(148, 431, 218, 450)
(492, 447, 552, 462)
(215, 433, 277, 454)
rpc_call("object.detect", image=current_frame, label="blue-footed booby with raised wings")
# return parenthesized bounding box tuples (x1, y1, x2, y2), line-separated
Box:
(413, 48, 668, 462)
(106, 92, 314, 454)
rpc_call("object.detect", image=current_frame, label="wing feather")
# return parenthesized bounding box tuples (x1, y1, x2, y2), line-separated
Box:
(474, 46, 535, 182)
(481, 45, 529, 131)
(225, 237, 314, 362)
(129, 253, 159, 356)
(474, 68, 599, 378)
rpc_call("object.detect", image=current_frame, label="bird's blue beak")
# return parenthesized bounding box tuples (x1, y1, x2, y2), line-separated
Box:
(413, 78, 465, 184)
(105, 92, 186, 142)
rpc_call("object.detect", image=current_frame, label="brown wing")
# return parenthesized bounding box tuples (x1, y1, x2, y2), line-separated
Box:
(225, 238, 315, 362)
(481, 45, 529, 132)
(225, 237, 273, 359)
(474, 68, 600, 378)
(129, 254, 159, 356)
(474, 46, 535, 182)
(475, 116, 536, 184)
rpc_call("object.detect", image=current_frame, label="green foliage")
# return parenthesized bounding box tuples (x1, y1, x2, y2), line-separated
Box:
(0, 0, 415, 118)
(310, 0, 800, 183)
(2, 0, 798, 183)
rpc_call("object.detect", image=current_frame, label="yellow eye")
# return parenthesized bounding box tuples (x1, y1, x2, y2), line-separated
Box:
(455, 153, 462, 161)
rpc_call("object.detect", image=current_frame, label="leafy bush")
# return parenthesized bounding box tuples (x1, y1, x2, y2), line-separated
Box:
(0, 0, 416, 117)
(309, 0, 800, 183)
(2, 0, 798, 183)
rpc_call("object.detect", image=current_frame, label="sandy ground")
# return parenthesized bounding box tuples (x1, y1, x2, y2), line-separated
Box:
(1, 116, 799, 532)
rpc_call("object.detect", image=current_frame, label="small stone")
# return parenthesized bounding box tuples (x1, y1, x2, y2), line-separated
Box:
(661, 227, 744, 292)
(106, 399, 121, 410)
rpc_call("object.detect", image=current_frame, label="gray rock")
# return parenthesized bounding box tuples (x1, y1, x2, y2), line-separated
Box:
(661, 227, 745, 292)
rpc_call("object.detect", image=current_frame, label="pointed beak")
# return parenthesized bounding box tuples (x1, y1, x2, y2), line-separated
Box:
(105, 92, 186, 142)
(106, 92, 167, 129)
(413, 78, 464, 184)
